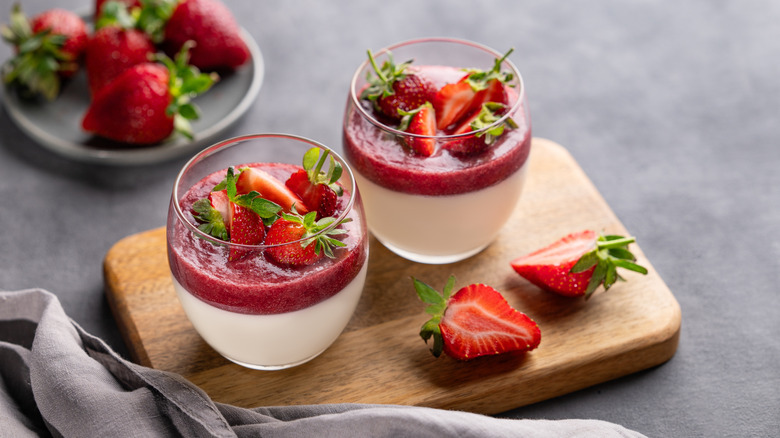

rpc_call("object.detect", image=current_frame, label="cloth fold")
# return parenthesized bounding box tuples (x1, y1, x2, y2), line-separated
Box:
(0, 289, 646, 437)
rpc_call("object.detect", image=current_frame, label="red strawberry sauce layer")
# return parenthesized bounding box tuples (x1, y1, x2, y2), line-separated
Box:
(167, 163, 367, 315)
(343, 65, 532, 196)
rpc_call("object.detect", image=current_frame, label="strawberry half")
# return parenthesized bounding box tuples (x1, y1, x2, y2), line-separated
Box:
(227, 201, 264, 261)
(433, 48, 515, 130)
(414, 276, 541, 361)
(1, 5, 88, 99)
(444, 102, 517, 157)
(361, 50, 436, 121)
(265, 211, 349, 267)
(510, 230, 649, 298)
(284, 147, 343, 218)
(398, 103, 436, 157)
(237, 167, 308, 214)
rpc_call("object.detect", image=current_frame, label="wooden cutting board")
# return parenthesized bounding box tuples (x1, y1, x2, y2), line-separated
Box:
(104, 138, 680, 414)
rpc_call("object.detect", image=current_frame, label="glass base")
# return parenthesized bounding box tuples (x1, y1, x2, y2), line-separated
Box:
(221, 347, 328, 371)
(375, 236, 489, 264)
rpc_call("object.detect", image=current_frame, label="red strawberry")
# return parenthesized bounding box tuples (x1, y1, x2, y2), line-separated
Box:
(444, 102, 516, 157)
(432, 80, 475, 131)
(163, 0, 250, 71)
(361, 50, 436, 121)
(510, 230, 648, 298)
(81, 47, 216, 144)
(236, 167, 308, 214)
(264, 212, 349, 266)
(414, 276, 541, 360)
(227, 201, 264, 261)
(208, 189, 230, 224)
(433, 48, 515, 130)
(85, 26, 155, 95)
(284, 147, 344, 218)
(397, 102, 436, 157)
(1, 5, 88, 99)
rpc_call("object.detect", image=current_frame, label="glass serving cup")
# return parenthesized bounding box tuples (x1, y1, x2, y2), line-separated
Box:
(167, 134, 369, 370)
(342, 38, 532, 264)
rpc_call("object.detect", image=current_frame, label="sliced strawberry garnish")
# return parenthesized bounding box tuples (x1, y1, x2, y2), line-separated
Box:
(432, 80, 476, 131)
(227, 202, 264, 261)
(237, 167, 308, 214)
(361, 50, 436, 121)
(444, 102, 516, 157)
(208, 189, 230, 225)
(265, 211, 349, 266)
(398, 103, 436, 157)
(414, 276, 541, 361)
(284, 147, 343, 218)
(510, 230, 648, 298)
(468, 78, 509, 115)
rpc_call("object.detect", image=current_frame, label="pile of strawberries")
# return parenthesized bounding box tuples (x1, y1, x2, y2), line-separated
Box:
(1, 0, 250, 145)
(361, 49, 518, 158)
(193, 147, 349, 266)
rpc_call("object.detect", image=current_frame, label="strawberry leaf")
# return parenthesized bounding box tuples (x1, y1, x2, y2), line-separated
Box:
(572, 233, 649, 299)
(361, 49, 413, 102)
(413, 276, 460, 357)
(192, 199, 228, 240)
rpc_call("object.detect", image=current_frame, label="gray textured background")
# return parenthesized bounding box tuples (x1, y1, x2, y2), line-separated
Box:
(1, 1, 778, 436)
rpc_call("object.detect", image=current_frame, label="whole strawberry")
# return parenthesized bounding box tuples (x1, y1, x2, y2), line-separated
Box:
(361, 50, 437, 121)
(1, 4, 88, 99)
(163, 0, 250, 71)
(85, 27, 155, 95)
(510, 230, 648, 299)
(285, 147, 344, 218)
(414, 276, 541, 360)
(265, 211, 350, 267)
(81, 45, 217, 144)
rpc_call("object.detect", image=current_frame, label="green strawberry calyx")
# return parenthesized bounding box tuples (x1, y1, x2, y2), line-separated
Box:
(279, 209, 351, 259)
(192, 198, 228, 241)
(462, 48, 515, 92)
(1, 3, 73, 100)
(467, 102, 518, 144)
(413, 275, 458, 358)
(302, 147, 343, 195)
(157, 41, 219, 140)
(570, 234, 649, 299)
(361, 49, 412, 102)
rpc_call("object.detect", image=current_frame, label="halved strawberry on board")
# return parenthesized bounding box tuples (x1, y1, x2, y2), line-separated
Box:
(414, 276, 541, 361)
(398, 102, 437, 157)
(510, 230, 649, 299)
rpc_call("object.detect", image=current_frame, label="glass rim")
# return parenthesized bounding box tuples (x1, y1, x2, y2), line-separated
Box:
(172, 133, 358, 250)
(349, 37, 526, 140)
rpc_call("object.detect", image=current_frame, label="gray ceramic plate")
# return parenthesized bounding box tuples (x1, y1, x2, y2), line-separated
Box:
(1, 29, 263, 166)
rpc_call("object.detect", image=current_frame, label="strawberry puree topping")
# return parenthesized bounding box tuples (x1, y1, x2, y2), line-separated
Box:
(167, 163, 367, 315)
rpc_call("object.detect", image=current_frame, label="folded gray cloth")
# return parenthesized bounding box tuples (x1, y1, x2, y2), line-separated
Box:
(0, 289, 647, 437)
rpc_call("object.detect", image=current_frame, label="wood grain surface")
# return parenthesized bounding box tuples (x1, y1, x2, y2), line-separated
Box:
(103, 138, 681, 414)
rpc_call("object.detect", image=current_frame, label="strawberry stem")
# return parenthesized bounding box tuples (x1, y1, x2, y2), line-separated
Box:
(596, 236, 636, 249)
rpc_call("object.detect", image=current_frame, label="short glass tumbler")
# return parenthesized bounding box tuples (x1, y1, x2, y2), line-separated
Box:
(343, 38, 532, 264)
(167, 134, 369, 370)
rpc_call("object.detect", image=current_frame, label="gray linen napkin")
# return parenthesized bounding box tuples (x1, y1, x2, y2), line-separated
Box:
(0, 289, 647, 437)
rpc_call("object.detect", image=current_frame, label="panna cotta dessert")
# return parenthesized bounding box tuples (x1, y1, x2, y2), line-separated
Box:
(343, 38, 532, 264)
(167, 134, 368, 370)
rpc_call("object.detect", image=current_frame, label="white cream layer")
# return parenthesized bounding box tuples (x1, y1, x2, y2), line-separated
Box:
(172, 261, 368, 369)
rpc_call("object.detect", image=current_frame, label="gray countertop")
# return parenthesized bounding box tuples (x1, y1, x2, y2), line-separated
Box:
(1, 1, 778, 436)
